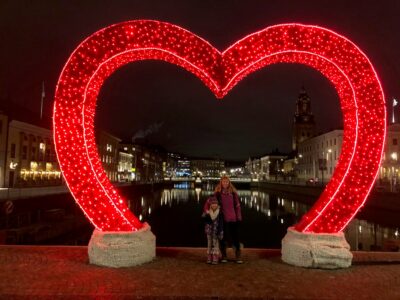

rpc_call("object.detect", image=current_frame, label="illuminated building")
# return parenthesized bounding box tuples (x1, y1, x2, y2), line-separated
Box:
(297, 124, 399, 189)
(117, 151, 134, 182)
(378, 123, 400, 189)
(119, 142, 167, 182)
(297, 130, 343, 183)
(191, 158, 224, 177)
(96, 131, 121, 182)
(176, 159, 191, 177)
(131, 144, 165, 182)
(0, 112, 61, 188)
(260, 152, 287, 181)
(283, 156, 298, 178)
(245, 158, 261, 180)
(164, 152, 181, 178)
(119, 143, 138, 181)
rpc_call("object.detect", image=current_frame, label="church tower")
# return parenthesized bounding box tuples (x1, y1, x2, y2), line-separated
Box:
(292, 86, 316, 151)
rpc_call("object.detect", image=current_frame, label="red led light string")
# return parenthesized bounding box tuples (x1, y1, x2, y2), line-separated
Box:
(53, 20, 385, 233)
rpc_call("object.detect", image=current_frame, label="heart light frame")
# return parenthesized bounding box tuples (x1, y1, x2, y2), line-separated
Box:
(53, 20, 386, 233)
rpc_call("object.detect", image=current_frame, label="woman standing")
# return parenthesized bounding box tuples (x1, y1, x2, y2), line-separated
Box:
(203, 175, 243, 263)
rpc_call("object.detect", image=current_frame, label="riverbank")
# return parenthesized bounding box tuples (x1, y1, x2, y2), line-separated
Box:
(0, 245, 400, 299)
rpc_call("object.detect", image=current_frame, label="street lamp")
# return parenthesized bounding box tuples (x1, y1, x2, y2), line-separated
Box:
(390, 152, 398, 191)
(328, 149, 332, 177)
(391, 152, 398, 161)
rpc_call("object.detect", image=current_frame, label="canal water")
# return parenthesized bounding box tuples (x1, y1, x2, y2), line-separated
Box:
(124, 183, 400, 251)
(5, 183, 399, 251)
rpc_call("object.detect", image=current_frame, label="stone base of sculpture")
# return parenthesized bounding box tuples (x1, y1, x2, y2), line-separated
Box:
(88, 223, 156, 268)
(281, 227, 352, 269)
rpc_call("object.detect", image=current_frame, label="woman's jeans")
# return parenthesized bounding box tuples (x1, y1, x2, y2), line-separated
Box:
(220, 221, 240, 258)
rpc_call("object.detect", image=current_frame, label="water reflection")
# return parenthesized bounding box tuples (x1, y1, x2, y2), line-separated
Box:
(127, 186, 400, 251)
(346, 219, 399, 251)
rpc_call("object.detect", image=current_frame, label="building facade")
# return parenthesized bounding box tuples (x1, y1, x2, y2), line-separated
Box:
(164, 152, 180, 179)
(245, 158, 261, 180)
(119, 143, 138, 181)
(176, 158, 191, 177)
(378, 123, 400, 190)
(297, 129, 343, 183)
(260, 154, 287, 181)
(97, 131, 121, 182)
(1, 117, 61, 188)
(297, 124, 400, 189)
(283, 157, 298, 177)
(191, 159, 225, 177)
(117, 151, 134, 182)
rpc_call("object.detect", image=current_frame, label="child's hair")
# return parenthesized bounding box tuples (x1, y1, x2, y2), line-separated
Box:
(214, 175, 238, 194)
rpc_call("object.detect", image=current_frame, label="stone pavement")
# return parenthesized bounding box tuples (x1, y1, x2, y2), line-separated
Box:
(1, 246, 400, 299)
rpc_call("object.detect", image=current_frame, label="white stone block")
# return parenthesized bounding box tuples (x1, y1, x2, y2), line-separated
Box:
(281, 227, 352, 269)
(88, 222, 156, 268)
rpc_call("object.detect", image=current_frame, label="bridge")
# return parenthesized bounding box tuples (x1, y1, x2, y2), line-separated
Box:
(165, 177, 253, 183)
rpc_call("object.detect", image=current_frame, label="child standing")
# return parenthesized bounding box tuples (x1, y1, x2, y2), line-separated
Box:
(202, 197, 224, 264)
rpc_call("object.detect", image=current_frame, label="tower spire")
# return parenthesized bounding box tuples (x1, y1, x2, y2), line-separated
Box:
(292, 86, 316, 151)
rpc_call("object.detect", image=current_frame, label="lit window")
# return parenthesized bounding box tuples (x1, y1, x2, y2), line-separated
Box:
(30, 161, 38, 170)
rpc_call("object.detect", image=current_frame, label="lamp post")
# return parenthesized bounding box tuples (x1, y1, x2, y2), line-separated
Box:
(321, 156, 324, 185)
(390, 152, 398, 192)
(295, 154, 302, 184)
(319, 151, 327, 185)
(328, 149, 332, 179)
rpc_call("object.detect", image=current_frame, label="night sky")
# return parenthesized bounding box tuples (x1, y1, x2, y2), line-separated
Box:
(1, 1, 399, 161)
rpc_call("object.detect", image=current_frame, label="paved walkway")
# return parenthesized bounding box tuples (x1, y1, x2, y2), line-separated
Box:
(1, 246, 400, 299)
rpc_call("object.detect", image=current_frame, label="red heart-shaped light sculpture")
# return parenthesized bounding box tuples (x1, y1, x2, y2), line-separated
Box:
(53, 20, 386, 233)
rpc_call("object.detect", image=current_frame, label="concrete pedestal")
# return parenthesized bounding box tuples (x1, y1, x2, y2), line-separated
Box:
(88, 223, 156, 268)
(281, 227, 352, 269)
